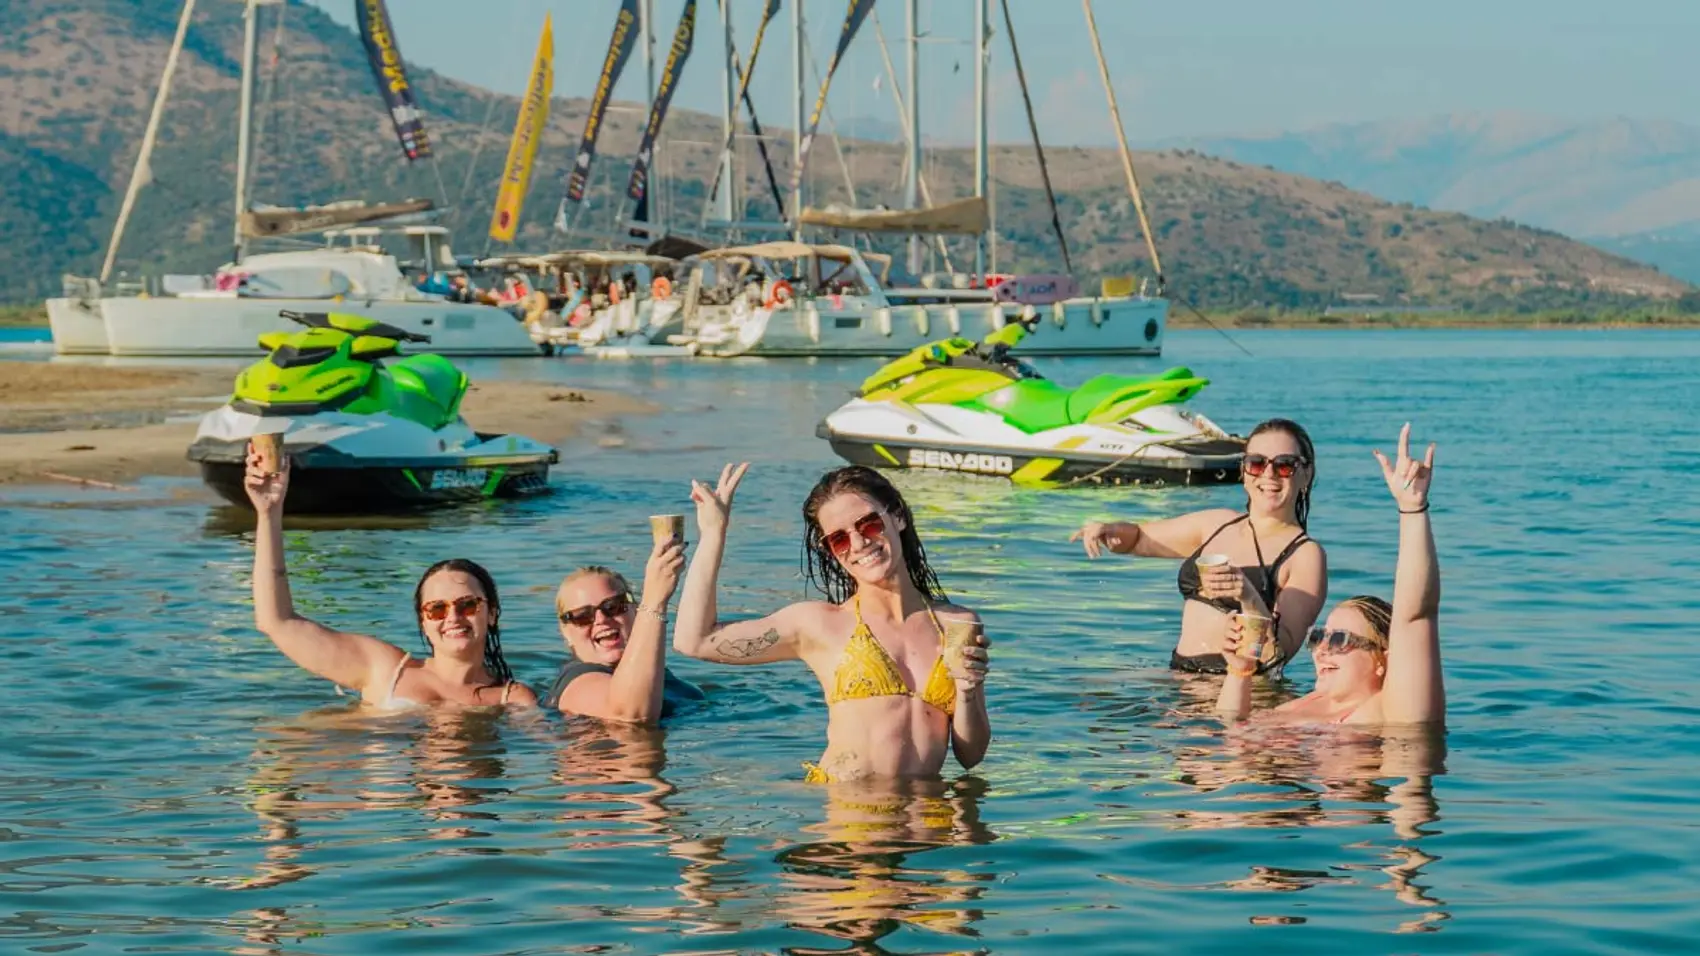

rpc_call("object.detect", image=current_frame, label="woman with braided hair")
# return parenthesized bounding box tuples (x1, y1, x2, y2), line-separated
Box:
(244, 449, 535, 710)
(1072, 418, 1329, 676)
(673, 464, 992, 782)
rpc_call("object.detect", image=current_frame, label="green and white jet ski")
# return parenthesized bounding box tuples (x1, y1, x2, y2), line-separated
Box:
(187, 310, 558, 512)
(817, 320, 1244, 487)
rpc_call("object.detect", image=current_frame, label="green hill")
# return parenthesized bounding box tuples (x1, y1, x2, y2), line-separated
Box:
(0, 0, 1687, 312)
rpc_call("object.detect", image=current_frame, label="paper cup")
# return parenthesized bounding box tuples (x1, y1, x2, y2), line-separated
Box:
(1196, 553, 1231, 570)
(1237, 612, 1275, 664)
(941, 617, 982, 670)
(251, 432, 282, 476)
(649, 514, 685, 547)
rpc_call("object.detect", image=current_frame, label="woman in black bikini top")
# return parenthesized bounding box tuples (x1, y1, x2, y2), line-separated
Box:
(1172, 514, 1315, 672)
(1072, 418, 1329, 675)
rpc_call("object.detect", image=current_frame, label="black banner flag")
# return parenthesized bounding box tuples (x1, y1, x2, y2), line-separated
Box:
(791, 0, 874, 190)
(626, 0, 698, 205)
(559, 0, 641, 221)
(355, 0, 431, 162)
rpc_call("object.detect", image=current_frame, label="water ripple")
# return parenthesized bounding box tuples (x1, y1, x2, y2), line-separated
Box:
(2, 330, 1698, 951)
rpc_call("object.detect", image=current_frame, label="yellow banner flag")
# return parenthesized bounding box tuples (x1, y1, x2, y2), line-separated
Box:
(489, 15, 554, 243)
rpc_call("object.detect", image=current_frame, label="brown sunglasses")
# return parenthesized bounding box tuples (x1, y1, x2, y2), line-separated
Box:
(420, 595, 486, 621)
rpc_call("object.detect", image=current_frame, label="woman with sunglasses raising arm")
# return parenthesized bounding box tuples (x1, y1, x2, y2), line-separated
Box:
(245, 450, 536, 709)
(1072, 418, 1329, 676)
(1219, 424, 1443, 725)
(542, 534, 704, 724)
(673, 464, 992, 783)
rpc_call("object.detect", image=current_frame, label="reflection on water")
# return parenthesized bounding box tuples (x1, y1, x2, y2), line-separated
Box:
(775, 777, 997, 954)
(6, 331, 1700, 950)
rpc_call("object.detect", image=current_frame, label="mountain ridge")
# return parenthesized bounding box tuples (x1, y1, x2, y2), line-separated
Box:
(0, 1, 1685, 310)
(1177, 111, 1700, 243)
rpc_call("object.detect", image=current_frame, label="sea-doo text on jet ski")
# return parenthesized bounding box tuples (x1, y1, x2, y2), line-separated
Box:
(188, 310, 558, 512)
(818, 320, 1244, 487)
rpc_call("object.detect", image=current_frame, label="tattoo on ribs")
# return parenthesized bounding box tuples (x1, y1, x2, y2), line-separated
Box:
(718, 628, 781, 659)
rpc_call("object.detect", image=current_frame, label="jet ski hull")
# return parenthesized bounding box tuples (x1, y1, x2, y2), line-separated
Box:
(818, 399, 1244, 487)
(820, 425, 1242, 486)
(187, 407, 559, 513)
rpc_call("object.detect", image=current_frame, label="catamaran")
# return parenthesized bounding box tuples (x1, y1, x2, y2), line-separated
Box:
(669, 240, 1164, 358)
(45, 0, 538, 357)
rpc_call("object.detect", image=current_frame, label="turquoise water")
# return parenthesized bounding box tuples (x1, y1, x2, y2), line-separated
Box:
(3, 329, 1699, 953)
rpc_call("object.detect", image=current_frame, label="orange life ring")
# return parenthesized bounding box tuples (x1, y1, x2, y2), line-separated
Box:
(651, 276, 673, 300)
(766, 280, 794, 310)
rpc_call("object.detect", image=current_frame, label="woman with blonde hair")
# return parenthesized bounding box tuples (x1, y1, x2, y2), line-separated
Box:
(1218, 424, 1444, 725)
(544, 535, 702, 724)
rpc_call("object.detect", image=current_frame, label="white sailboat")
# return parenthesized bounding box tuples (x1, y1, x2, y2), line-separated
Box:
(682, 0, 1169, 359)
(45, 0, 539, 358)
(674, 240, 1163, 357)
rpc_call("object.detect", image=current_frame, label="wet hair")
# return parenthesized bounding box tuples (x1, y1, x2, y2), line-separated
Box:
(412, 558, 513, 685)
(1336, 595, 1393, 673)
(554, 565, 634, 616)
(1338, 595, 1391, 647)
(1246, 418, 1317, 529)
(801, 466, 946, 605)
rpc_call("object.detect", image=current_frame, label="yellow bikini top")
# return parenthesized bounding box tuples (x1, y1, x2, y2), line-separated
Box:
(825, 595, 957, 717)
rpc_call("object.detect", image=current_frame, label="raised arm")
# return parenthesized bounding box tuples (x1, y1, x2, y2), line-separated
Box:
(1374, 425, 1444, 724)
(1072, 508, 1239, 560)
(672, 462, 805, 665)
(246, 449, 399, 695)
(558, 538, 684, 724)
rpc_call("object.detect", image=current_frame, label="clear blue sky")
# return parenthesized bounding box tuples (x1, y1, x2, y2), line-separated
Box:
(305, 0, 1700, 143)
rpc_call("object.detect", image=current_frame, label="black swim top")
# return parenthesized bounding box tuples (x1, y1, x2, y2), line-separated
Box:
(1176, 514, 1312, 615)
(541, 661, 706, 720)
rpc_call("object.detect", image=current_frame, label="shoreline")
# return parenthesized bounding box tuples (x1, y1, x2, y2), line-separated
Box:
(0, 360, 653, 489)
(10, 307, 1700, 334)
(1168, 312, 1700, 330)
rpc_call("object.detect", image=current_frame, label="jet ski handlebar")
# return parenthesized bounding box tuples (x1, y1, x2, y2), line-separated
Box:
(278, 310, 432, 343)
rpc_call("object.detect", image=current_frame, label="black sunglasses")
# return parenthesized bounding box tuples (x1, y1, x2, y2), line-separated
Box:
(559, 593, 633, 628)
(1243, 454, 1307, 479)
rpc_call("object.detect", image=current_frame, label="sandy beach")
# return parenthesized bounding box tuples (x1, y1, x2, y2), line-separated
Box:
(0, 360, 652, 489)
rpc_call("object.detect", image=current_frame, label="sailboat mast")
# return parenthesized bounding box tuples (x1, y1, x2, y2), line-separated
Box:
(716, 0, 737, 225)
(904, 0, 921, 277)
(232, 0, 259, 264)
(102, 0, 198, 284)
(1082, 0, 1164, 289)
(640, 0, 661, 235)
(791, 0, 804, 240)
(973, 0, 987, 279)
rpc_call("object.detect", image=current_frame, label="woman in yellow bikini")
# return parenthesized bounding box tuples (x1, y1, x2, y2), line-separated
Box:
(673, 464, 992, 782)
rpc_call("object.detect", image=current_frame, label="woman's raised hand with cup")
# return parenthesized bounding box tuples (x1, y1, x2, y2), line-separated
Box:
(243, 439, 289, 514)
(641, 533, 686, 613)
(1220, 613, 1259, 676)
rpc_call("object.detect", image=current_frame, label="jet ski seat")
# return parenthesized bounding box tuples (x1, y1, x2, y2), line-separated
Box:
(388, 354, 467, 429)
(975, 368, 1211, 434)
(1067, 369, 1206, 423)
(973, 379, 1076, 433)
